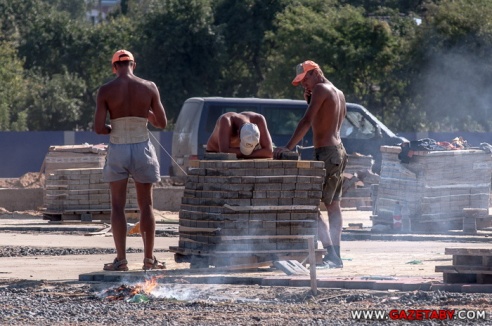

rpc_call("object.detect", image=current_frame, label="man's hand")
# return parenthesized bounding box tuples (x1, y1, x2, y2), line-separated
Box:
(273, 147, 290, 160)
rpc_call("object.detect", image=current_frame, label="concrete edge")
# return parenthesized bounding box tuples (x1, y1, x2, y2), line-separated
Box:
(77, 271, 492, 293)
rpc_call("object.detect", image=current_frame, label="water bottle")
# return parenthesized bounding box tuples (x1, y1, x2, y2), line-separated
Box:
(393, 202, 402, 231)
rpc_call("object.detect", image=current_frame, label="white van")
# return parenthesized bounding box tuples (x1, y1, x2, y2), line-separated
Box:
(170, 97, 406, 179)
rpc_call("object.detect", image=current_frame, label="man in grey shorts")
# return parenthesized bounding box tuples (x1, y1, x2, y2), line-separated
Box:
(94, 49, 168, 271)
(274, 60, 347, 268)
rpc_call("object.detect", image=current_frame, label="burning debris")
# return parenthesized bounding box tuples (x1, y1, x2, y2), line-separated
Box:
(99, 276, 160, 302)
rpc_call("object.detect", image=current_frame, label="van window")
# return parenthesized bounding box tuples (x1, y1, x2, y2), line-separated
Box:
(262, 106, 306, 135)
(342, 111, 376, 139)
(205, 104, 257, 132)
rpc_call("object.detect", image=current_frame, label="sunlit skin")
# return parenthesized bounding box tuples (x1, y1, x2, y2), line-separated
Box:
(94, 57, 167, 269)
(274, 67, 347, 252)
(206, 111, 273, 159)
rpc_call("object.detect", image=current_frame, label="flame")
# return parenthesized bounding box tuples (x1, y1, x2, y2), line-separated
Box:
(101, 276, 164, 301)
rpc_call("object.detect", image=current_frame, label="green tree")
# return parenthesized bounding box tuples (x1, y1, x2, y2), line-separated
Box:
(25, 70, 86, 130)
(0, 0, 47, 44)
(408, 0, 492, 132)
(213, 0, 290, 97)
(135, 0, 224, 120)
(0, 41, 28, 131)
(260, 0, 415, 132)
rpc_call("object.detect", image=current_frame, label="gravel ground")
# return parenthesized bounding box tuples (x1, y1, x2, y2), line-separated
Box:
(1, 246, 491, 325)
(1, 278, 491, 325)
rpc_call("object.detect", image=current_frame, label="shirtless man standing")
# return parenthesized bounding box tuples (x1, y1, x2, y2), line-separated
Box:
(206, 111, 273, 159)
(94, 49, 168, 271)
(274, 60, 347, 268)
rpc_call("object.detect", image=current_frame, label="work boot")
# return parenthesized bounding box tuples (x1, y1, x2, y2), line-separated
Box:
(321, 253, 343, 269)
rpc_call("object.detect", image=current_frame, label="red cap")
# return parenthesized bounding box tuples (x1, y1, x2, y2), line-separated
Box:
(292, 60, 319, 86)
(111, 50, 134, 73)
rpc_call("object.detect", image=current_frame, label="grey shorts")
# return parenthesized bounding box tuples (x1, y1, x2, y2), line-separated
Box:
(314, 143, 348, 204)
(102, 140, 160, 183)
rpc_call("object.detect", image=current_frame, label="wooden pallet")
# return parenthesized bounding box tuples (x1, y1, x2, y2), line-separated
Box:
(435, 248, 492, 284)
(43, 209, 139, 222)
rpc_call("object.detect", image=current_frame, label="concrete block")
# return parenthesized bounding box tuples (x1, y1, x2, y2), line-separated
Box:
(461, 285, 492, 293)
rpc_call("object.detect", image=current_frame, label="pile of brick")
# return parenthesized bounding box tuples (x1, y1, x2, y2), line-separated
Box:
(374, 146, 492, 233)
(170, 159, 326, 266)
(341, 153, 379, 210)
(43, 144, 106, 174)
(44, 168, 138, 220)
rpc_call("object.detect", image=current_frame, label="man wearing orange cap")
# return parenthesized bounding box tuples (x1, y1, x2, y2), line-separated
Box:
(274, 60, 348, 268)
(94, 49, 168, 271)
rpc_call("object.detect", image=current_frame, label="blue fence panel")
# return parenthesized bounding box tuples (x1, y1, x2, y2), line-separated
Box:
(1, 131, 491, 178)
(0, 131, 174, 178)
(0, 132, 65, 178)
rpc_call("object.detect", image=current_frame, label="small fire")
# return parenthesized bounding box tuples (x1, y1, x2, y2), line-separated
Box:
(101, 276, 163, 301)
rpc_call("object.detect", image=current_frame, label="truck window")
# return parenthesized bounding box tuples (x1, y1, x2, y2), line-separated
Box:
(342, 111, 376, 139)
(205, 104, 257, 132)
(262, 106, 306, 135)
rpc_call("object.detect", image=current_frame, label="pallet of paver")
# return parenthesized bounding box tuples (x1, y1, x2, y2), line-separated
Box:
(374, 146, 492, 233)
(43, 168, 138, 221)
(435, 248, 492, 284)
(43, 144, 107, 174)
(169, 159, 326, 268)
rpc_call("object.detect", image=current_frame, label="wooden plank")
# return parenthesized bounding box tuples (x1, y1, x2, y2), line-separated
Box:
(224, 204, 318, 212)
(169, 246, 325, 256)
(274, 260, 309, 275)
(435, 265, 492, 274)
(220, 235, 316, 241)
(179, 226, 221, 233)
(444, 248, 492, 256)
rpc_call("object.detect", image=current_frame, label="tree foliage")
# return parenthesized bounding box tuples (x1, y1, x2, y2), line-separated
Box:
(0, 0, 491, 133)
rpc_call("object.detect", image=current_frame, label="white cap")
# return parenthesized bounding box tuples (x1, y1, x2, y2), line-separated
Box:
(240, 123, 260, 156)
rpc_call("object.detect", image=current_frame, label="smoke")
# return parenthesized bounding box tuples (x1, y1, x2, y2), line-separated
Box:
(151, 284, 205, 301)
(417, 48, 492, 132)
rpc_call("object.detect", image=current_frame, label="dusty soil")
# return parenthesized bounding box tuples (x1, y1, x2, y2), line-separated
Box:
(0, 172, 45, 188)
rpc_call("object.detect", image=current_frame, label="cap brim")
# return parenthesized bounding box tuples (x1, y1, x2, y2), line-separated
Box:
(292, 72, 307, 86)
(240, 143, 255, 156)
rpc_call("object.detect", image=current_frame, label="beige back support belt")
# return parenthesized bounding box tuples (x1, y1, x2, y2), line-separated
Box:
(109, 117, 149, 144)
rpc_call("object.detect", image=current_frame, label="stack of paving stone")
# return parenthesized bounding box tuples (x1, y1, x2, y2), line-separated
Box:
(44, 168, 138, 219)
(43, 144, 107, 174)
(374, 146, 492, 233)
(172, 159, 326, 266)
(341, 153, 378, 210)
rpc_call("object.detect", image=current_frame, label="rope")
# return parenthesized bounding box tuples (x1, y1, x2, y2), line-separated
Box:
(149, 132, 188, 175)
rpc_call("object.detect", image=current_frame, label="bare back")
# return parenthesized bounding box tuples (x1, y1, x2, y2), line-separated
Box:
(99, 75, 156, 119)
(94, 68, 167, 134)
(311, 84, 346, 148)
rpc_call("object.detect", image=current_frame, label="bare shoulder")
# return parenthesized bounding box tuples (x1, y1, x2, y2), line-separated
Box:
(134, 76, 158, 90)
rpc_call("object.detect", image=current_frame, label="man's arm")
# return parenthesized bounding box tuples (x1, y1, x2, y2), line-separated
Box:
(148, 82, 167, 129)
(217, 117, 242, 156)
(94, 86, 111, 135)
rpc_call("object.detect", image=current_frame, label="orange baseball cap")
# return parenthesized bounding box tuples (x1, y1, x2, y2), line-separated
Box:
(291, 60, 319, 86)
(111, 49, 134, 73)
